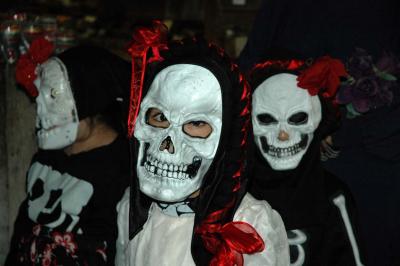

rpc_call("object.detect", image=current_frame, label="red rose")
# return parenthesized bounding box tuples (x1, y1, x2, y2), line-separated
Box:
(297, 56, 347, 98)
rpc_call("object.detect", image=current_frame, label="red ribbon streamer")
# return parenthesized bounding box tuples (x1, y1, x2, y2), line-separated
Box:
(252, 59, 304, 72)
(127, 20, 168, 137)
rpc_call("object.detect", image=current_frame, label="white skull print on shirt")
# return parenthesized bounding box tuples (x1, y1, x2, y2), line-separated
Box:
(252, 73, 321, 170)
(27, 161, 93, 232)
(134, 64, 222, 202)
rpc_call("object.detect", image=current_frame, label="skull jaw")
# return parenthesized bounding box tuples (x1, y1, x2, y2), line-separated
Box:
(262, 149, 307, 170)
(136, 141, 213, 202)
(137, 166, 203, 202)
(37, 122, 79, 150)
(258, 133, 312, 171)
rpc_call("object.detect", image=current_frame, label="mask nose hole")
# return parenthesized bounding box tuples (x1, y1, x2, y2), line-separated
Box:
(278, 130, 289, 141)
(159, 136, 175, 154)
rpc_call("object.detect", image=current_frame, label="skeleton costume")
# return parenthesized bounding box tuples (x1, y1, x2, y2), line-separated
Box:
(7, 43, 131, 265)
(116, 26, 289, 266)
(248, 59, 364, 266)
(240, 1, 400, 264)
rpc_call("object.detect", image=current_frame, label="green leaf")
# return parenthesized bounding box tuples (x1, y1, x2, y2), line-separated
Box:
(345, 103, 361, 119)
(378, 72, 397, 81)
(373, 66, 397, 81)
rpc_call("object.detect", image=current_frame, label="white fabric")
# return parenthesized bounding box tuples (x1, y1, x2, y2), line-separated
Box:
(115, 191, 289, 266)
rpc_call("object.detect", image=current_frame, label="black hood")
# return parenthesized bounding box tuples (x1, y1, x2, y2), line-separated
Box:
(128, 37, 251, 265)
(57, 46, 131, 129)
(248, 64, 340, 229)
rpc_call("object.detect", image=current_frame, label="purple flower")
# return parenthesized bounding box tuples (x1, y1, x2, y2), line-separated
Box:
(337, 77, 395, 113)
(376, 52, 400, 75)
(346, 48, 375, 78)
(337, 49, 399, 116)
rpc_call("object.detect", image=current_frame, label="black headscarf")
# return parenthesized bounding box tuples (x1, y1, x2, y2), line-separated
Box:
(128, 37, 251, 265)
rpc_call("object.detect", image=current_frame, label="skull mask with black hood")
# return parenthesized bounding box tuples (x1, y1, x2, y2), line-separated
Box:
(32, 46, 130, 150)
(134, 63, 222, 202)
(129, 37, 251, 265)
(252, 72, 322, 170)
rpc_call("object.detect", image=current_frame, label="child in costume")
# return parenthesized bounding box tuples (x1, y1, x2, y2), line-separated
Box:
(248, 58, 364, 265)
(115, 22, 289, 266)
(6, 39, 131, 265)
(239, 1, 400, 264)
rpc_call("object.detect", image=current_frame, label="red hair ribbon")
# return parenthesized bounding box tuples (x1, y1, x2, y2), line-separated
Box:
(196, 221, 265, 266)
(15, 37, 54, 97)
(127, 20, 168, 137)
(297, 56, 347, 98)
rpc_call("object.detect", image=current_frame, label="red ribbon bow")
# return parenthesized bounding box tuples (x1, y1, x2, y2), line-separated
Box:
(15, 37, 54, 97)
(196, 221, 265, 266)
(127, 20, 168, 137)
(297, 56, 347, 98)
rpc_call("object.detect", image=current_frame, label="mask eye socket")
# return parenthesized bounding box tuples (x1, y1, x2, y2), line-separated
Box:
(146, 108, 170, 128)
(183, 121, 212, 138)
(257, 113, 278, 125)
(288, 112, 308, 125)
(50, 88, 59, 99)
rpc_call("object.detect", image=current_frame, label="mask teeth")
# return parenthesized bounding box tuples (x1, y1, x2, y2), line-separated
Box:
(267, 134, 308, 158)
(143, 154, 202, 180)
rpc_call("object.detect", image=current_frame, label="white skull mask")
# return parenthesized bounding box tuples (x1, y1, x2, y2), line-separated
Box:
(134, 64, 222, 202)
(252, 73, 321, 170)
(34, 58, 79, 150)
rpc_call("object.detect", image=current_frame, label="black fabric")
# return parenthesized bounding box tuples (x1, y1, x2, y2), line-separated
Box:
(238, 0, 400, 71)
(58, 46, 131, 125)
(128, 37, 250, 265)
(6, 136, 130, 266)
(249, 140, 362, 265)
(249, 111, 363, 265)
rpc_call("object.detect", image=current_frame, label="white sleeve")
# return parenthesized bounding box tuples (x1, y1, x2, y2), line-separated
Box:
(115, 187, 130, 266)
(234, 193, 290, 266)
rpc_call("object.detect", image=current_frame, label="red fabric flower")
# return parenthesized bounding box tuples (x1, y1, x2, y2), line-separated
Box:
(196, 221, 265, 266)
(29, 37, 54, 64)
(297, 56, 347, 98)
(52, 232, 78, 255)
(15, 37, 54, 98)
(127, 20, 168, 60)
(30, 239, 37, 262)
(41, 244, 53, 266)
